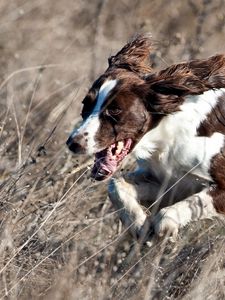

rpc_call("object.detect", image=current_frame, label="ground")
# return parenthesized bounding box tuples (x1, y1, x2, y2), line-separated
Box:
(0, 0, 225, 299)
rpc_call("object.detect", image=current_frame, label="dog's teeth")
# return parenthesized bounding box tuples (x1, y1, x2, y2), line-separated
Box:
(115, 141, 124, 155)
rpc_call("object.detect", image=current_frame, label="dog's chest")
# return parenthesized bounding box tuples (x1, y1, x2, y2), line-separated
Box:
(155, 135, 212, 179)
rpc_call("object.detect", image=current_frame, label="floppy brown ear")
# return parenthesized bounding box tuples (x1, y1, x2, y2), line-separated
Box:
(150, 80, 190, 96)
(108, 33, 152, 76)
(144, 80, 191, 114)
(145, 74, 207, 113)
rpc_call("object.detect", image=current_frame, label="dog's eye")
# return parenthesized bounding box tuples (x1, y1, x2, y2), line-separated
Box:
(105, 108, 122, 116)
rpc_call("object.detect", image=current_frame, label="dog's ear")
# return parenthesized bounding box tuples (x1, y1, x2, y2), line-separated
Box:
(108, 33, 152, 76)
(150, 80, 190, 97)
(144, 70, 207, 113)
(144, 79, 192, 114)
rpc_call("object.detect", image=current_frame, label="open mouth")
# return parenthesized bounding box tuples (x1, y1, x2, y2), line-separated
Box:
(91, 138, 133, 180)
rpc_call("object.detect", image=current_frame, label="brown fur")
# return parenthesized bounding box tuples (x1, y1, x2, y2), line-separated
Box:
(197, 95, 225, 137)
(143, 54, 225, 114)
(107, 33, 152, 75)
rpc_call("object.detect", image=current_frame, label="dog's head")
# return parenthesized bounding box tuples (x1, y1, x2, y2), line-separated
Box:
(66, 35, 153, 180)
(67, 34, 214, 180)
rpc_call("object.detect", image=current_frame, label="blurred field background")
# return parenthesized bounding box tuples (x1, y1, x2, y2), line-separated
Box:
(0, 0, 225, 299)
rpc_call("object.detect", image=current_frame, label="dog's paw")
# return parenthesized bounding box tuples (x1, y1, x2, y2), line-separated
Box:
(151, 208, 181, 242)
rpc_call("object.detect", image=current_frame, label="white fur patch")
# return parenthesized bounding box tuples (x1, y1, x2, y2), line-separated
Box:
(134, 88, 225, 179)
(70, 79, 117, 154)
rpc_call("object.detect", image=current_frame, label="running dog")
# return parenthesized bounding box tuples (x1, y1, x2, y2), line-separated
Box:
(67, 34, 225, 241)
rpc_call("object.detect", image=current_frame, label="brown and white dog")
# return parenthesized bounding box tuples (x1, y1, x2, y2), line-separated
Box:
(66, 34, 225, 241)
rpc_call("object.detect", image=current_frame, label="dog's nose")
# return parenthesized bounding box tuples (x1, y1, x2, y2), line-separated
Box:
(66, 136, 86, 154)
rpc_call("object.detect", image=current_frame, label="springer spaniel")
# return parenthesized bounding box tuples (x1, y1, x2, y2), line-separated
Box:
(66, 34, 225, 242)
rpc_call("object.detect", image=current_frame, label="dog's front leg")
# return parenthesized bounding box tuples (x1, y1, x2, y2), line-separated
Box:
(152, 188, 220, 241)
(108, 176, 147, 238)
(108, 168, 164, 239)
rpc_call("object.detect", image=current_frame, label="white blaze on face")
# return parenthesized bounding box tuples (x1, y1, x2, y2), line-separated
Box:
(70, 79, 117, 155)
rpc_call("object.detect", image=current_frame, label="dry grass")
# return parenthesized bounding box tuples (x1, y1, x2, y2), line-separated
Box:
(0, 0, 225, 299)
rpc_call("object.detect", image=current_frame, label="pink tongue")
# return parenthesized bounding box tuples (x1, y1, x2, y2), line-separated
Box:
(91, 139, 132, 180)
(92, 146, 117, 179)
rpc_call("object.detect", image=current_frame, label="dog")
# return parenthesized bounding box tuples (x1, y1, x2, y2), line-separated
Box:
(66, 34, 225, 242)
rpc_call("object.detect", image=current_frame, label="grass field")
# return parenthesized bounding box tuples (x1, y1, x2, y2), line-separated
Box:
(0, 1, 225, 299)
